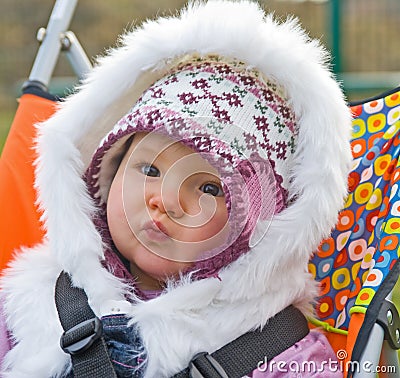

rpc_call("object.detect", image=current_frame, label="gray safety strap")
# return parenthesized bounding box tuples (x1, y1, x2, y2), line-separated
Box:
(55, 271, 309, 378)
(172, 305, 309, 378)
(55, 271, 117, 378)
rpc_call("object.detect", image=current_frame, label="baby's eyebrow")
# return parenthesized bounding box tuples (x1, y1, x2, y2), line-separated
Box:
(168, 142, 188, 154)
(130, 144, 159, 157)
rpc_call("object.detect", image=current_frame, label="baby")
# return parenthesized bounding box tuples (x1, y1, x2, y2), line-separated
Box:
(0, 1, 352, 377)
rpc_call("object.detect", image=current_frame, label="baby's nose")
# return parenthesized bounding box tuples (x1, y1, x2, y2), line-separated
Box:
(148, 189, 184, 219)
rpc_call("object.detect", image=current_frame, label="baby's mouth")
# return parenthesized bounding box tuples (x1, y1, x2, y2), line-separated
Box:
(142, 220, 171, 242)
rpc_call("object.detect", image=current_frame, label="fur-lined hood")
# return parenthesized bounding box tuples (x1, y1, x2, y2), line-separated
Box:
(1, 1, 352, 377)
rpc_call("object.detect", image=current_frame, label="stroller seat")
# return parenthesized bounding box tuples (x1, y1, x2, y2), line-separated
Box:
(309, 87, 400, 376)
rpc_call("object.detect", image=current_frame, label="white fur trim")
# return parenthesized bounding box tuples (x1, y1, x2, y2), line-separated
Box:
(0, 244, 69, 377)
(1, 1, 352, 376)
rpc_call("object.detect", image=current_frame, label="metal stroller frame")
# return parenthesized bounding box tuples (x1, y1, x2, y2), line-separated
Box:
(359, 292, 399, 377)
(23, 0, 91, 93)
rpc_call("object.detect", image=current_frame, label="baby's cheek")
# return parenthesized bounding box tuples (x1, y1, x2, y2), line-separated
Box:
(212, 201, 229, 231)
(107, 178, 130, 236)
(198, 206, 229, 241)
(107, 186, 122, 218)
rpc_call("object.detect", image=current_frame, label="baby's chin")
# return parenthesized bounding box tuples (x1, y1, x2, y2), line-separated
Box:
(132, 253, 194, 282)
(133, 232, 219, 261)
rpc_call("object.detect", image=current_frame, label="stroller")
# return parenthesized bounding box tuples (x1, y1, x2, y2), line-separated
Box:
(0, 1, 399, 377)
(310, 88, 400, 376)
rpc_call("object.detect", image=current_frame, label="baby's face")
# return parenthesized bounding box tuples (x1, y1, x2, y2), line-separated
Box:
(107, 132, 229, 290)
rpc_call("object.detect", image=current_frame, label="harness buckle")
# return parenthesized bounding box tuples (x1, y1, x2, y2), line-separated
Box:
(60, 317, 103, 356)
(189, 352, 229, 378)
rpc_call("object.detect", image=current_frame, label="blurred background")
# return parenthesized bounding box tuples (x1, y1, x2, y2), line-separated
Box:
(0, 0, 400, 150)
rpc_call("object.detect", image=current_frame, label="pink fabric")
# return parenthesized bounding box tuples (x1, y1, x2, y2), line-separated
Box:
(141, 289, 162, 301)
(0, 298, 11, 366)
(250, 330, 342, 377)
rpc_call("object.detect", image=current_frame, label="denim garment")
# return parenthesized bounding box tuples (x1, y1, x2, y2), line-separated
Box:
(64, 314, 147, 378)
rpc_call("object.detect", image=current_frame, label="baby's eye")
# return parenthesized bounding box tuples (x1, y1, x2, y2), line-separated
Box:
(140, 164, 160, 177)
(200, 183, 224, 197)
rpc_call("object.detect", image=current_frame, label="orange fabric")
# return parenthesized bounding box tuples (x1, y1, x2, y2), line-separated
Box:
(344, 313, 365, 371)
(325, 332, 347, 355)
(0, 94, 56, 273)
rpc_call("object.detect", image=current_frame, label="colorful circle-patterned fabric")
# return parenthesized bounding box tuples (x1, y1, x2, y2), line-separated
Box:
(310, 90, 400, 331)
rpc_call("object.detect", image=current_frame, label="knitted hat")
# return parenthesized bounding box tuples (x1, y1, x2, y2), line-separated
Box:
(86, 55, 298, 279)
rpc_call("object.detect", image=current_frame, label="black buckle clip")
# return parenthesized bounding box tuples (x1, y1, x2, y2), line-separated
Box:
(60, 317, 103, 356)
(189, 352, 229, 378)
